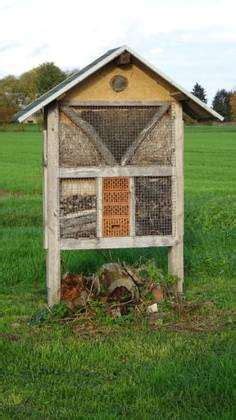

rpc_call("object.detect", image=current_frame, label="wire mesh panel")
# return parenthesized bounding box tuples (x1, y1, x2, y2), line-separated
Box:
(135, 177, 172, 236)
(129, 113, 173, 166)
(74, 106, 159, 163)
(59, 121, 105, 167)
(60, 178, 97, 239)
(103, 177, 130, 237)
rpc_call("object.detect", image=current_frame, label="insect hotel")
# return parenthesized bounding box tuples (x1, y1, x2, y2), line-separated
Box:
(15, 46, 223, 305)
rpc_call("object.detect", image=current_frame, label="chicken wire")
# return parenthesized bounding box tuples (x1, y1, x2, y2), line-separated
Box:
(135, 176, 173, 236)
(74, 106, 160, 163)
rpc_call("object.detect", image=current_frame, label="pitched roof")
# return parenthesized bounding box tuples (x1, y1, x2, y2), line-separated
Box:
(14, 45, 223, 122)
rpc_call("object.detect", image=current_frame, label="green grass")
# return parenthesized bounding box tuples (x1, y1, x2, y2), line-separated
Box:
(0, 125, 235, 418)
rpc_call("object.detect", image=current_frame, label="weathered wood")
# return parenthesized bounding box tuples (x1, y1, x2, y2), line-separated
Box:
(61, 235, 177, 250)
(61, 212, 96, 227)
(60, 209, 96, 220)
(43, 112, 48, 249)
(130, 177, 135, 237)
(168, 102, 184, 292)
(59, 165, 173, 178)
(121, 104, 170, 165)
(171, 92, 186, 101)
(61, 100, 171, 107)
(46, 103, 61, 306)
(61, 106, 116, 165)
(61, 218, 96, 238)
(116, 52, 131, 65)
(96, 177, 103, 238)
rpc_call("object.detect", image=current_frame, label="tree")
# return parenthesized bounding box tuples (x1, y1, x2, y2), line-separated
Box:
(0, 75, 19, 95)
(0, 93, 18, 122)
(36, 62, 66, 96)
(19, 68, 38, 101)
(191, 82, 207, 103)
(212, 89, 231, 121)
(0, 76, 21, 122)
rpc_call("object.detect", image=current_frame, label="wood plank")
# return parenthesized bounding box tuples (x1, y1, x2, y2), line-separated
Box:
(61, 100, 171, 107)
(43, 112, 48, 249)
(129, 177, 135, 237)
(59, 165, 173, 178)
(168, 102, 184, 292)
(61, 106, 116, 165)
(121, 104, 170, 165)
(60, 209, 95, 220)
(61, 235, 177, 250)
(170, 92, 186, 101)
(46, 103, 61, 306)
(116, 52, 131, 65)
(96, 177, 103, 238)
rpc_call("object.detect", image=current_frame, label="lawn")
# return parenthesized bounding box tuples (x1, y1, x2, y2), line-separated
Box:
(0, 124, 235, 419)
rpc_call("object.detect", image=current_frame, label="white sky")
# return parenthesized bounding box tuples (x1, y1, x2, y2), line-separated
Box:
(0, 0, 235, 102)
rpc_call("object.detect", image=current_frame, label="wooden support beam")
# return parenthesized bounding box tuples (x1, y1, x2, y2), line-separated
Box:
(129, 177, 135, 237)
(61, 106, 117, 165)
(59, 165, 173, 179)
(43, 112, 48, 250)
(61, 235, 177, 250)
(96, 177, 103, 238)
(121, 104, 170, 165)
(168, 102, 184, 292)
(171, 92, 187, 101)
(60, 100, 171, 107)
(46, 103, 61, 306)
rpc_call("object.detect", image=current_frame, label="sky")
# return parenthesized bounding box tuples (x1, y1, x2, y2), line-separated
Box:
(0, 0, 235, 103)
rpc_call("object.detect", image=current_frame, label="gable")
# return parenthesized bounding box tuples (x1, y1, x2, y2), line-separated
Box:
(63, 59, 174, 102)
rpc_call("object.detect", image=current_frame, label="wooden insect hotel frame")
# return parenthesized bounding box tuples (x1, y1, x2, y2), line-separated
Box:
(15, 46, 223, 306)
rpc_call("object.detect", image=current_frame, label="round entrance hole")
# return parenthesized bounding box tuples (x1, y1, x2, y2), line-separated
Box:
(110, 75, 128, 92)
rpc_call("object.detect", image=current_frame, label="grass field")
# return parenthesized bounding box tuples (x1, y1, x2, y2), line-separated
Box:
(0, 125, 235, 418)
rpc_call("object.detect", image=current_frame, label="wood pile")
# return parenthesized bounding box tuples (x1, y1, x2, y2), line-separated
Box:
(60, 194, 96, 238)
(61, 262, 168, 316)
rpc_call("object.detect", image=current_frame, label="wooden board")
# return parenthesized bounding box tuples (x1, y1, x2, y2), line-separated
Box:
(59, 165, 173, 178)
(168, 102, 184, 291)
(61, 235, 177, 250)
(46, 103, 61, 306)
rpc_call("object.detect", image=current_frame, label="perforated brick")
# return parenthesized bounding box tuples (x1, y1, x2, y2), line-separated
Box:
(103, 177, 130, 237)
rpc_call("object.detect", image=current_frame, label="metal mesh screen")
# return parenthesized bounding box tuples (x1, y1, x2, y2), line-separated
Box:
(103, 177, 130, 237)
(60, 178, 97, 239)
(135, 177, 172, 236)
(74, 106, 159, 163)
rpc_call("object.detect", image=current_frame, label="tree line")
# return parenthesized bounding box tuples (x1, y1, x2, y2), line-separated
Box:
(191, 82, 233, 121)
(0, 62, 70, 122)
(0, 62, 235, 122)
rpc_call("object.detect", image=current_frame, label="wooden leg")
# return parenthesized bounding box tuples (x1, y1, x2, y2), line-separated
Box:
(168, 240, 184, 293)
(46, 246, 61, 306)
(46, 103, 60, 307)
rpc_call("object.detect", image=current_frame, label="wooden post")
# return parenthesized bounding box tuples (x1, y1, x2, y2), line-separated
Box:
(43, 112, 48, 249)
(46, 103, 61, 306)
(129, 177, 135, 237)
(97, 177, 103, 238)
(168, 101, 184, 292)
